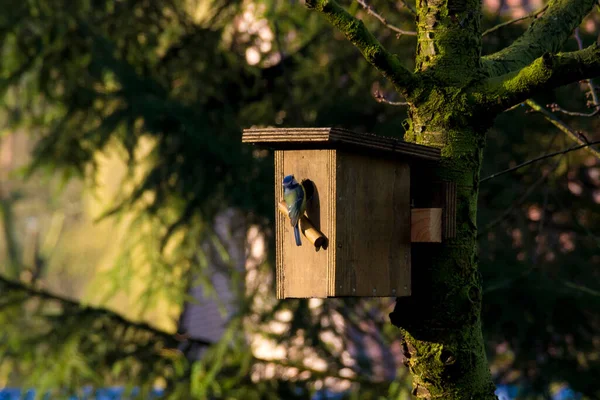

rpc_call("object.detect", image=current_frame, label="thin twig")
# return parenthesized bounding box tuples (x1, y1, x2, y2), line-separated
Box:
(545, 28, 600, 117)
(396, 0, 417, 15)
(547, 103, 600, 117)
(504, 102, 524, 112)
(574, 27, 599, 107)
(356, 0, 417, 37)
(563, 281, 600, 297)
(480, 166, 552, 235)
(482, 154, 563, 293)
(373, 89, 408, 106)
(526, 99, 600, 159)
(482, 4, 549, 36)
(479, 151, 563, 238)
(481, 140, 600, 183)
(306, 0, 416, 93)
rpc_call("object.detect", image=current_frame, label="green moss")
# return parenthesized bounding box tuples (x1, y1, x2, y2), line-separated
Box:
(390, 72, 496, 397)
(482, 0, 598, 76)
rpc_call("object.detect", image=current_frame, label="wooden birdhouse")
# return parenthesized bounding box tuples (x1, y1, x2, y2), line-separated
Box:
(242, 128, 454, 299)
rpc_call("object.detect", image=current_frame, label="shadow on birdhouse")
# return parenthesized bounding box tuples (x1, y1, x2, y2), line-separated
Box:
(300, 179, 328, 249)
(301, 179, 317, 225)
(276, 178, 328, 251)
(243, 127, 454, 299)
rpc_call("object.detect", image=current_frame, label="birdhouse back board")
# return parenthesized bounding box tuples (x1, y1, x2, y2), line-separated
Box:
(275, 148, 411, 298)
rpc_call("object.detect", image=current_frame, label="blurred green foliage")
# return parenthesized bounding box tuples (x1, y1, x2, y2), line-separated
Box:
(0, 0, 599, 398)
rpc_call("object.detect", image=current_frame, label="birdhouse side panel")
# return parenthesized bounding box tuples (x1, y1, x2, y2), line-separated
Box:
(275, 149, 335, 298)
(334, 152, 411, 297)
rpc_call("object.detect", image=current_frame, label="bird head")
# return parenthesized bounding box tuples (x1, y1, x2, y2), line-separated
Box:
(282, 174, 297, 188)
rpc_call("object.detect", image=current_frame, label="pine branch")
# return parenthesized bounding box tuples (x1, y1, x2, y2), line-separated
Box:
(482, 4, 548, 37)
(355, 0, 416, 37)
(305, 0, 417, 96)
(474, 43, 600, 112)
(482, 0, 598, 77)
(0, 274, 212, 347)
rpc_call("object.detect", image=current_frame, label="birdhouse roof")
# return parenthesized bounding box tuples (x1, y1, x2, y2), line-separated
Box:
(242, 127, 440, 161)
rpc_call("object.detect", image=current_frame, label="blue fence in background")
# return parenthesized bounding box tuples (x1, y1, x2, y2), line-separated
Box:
(495, 385, 581, 400)
(0, 386, 581, 399)
(0, 388, 164, 400)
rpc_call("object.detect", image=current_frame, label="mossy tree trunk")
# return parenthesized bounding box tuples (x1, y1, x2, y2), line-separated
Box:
(305, 0, 600, 397)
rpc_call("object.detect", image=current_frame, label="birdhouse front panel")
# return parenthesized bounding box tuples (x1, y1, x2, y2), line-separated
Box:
(275, 148, 411, 298)
(333, 151, 411, 297)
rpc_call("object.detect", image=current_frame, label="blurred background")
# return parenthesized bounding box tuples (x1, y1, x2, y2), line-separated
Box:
(0, 0, 598, 399)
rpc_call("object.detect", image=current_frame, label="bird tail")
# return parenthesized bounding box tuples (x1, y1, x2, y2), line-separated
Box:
(294, 224, 302, 246)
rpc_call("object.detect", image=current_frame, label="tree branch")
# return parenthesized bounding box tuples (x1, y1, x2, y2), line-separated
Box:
(482, 0, 598, 77)
(547, 27, 600, 117)
(478, 155, 563, 237)
(526, 98, 600, 159)
(474, 43, 600, 111)
(373, 89, 408, 106)
(355, 0, 416, 37)
(305, 0, 417, 95)
(480, 139, 600, 182)
(548, 102, 600, 117)
(0, 274, 212, 347)
(482, 4, 549, 37)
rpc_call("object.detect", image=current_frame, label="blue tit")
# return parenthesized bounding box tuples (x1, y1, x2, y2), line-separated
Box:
(282, 174, 307, 246)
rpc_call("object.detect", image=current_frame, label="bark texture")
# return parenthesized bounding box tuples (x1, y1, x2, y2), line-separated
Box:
(305, 0, 600, 398)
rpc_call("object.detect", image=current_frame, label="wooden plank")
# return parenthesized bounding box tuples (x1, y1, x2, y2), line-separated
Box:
(327, 149, 337, 297)
(275, 151, 285, 299)
(334, 152, 411, 297)
(244, 130, 440, 160)
(410, 171, 457, 239)
(411, 208, 442, 243)
(243, 127, 441, 161)
(276, 149, 334, 298)
(443, 182, 457, 239)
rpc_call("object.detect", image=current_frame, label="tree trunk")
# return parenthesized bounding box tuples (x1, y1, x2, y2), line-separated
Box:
(305, 0, 600, 396)
(391, 116, 494, 399)
(385, 0, 497, 397)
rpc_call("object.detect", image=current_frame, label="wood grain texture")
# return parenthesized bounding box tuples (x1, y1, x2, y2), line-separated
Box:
(334, 152, 411, 297)
(327, 149, 337, 297)
(411, 208, 443, 243)
(275, 151, 285, 299)
(443, 182, 457, 239)
(410, 172, 457, 240)
(243, 127, 441, 161)
(276, 150, 334, 298)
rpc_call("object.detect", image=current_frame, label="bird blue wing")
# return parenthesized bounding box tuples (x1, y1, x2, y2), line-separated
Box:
(284, 185, 305, 228)
(287, 186, 304, 227)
